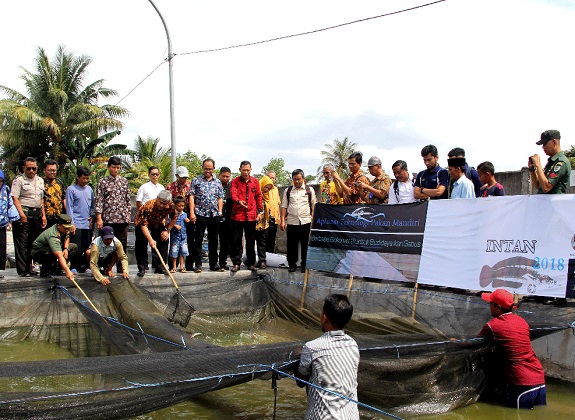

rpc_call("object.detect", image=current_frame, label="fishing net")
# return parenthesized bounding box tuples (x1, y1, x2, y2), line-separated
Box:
(0, 269, 573, 418)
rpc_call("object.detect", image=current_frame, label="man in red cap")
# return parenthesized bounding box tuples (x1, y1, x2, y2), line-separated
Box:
(478, 289, 546, 409)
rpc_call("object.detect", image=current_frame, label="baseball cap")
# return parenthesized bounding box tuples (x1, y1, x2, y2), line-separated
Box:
(101, 226, 115, 240)
(536, 129, 560, 145)
(57, 214, 73, 229)
(481, 289, 514, 309)
(367, 156, 382, 167)
(176, 166, 189, 178)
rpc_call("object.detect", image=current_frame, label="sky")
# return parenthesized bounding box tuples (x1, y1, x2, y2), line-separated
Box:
(2, 0, 575, 180)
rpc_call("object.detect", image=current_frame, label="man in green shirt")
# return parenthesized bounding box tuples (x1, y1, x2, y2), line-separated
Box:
(32, 214, 78, 281)
(529, 129, 571, 194)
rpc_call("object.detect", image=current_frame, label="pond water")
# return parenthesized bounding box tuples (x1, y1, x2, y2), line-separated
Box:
(1, 338, 573, 420)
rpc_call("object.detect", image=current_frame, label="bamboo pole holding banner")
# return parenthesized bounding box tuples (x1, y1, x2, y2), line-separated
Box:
(347, 275, 354, 299)
(411, 281, 419, 319)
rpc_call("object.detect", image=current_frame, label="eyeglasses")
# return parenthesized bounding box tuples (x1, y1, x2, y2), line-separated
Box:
(45, 169, 57, 173)
(26, 167, 38, 172)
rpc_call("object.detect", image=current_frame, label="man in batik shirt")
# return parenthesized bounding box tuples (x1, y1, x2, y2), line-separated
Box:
(134, 190, 177, 277)
(43, 159, 67, 229)
(95, 156, 131, 271)
(359, 156, 392, 204)
(332, 152, 370, 204)
(319, 165, 343, 205)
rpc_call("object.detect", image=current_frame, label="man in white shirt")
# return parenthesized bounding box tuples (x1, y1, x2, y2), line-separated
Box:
(280, 169, 317, 273)
(388, 160, 417, 205)
(136, 166, 165, 208)
(448, 157, 476, 199)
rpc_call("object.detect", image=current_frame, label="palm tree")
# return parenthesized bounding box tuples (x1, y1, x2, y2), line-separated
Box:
(317, 137, 358, 180)
(0, 45, 129, 173)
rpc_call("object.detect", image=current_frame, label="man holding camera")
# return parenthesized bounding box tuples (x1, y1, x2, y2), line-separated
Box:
(528, 130, 570, 194)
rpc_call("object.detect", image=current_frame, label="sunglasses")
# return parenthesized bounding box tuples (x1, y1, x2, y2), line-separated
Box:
(150, 173, 160, 176)
(26, 167, 38, 172)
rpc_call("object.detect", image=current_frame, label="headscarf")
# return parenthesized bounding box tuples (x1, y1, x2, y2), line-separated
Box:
(260, 175, 273, 203)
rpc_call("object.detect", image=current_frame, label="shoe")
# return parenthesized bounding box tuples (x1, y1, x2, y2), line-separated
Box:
(247, 265, 256, 271)
(231, 265, 240, 272)
(153, 268, 166, 275)
(209, 266, 219, 272)
(219, 264, 229, 271)
(137, 269, 145, 277)
(194, 264, 202, 273)
(0, 275, 4, 279)
(19, 272, 31, 277)
(288, 267, 296, 273)
(259, 262, 267, 269)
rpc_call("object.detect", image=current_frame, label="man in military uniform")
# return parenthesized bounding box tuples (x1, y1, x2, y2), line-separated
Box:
(528, 129, 571, 194)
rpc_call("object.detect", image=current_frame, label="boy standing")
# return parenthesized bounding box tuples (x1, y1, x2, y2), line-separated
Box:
(170, 196, 190, 272)
(477, 161, 505, 197)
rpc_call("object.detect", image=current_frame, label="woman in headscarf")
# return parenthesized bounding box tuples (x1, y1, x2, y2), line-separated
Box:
(0, 169, 16, 278)
(255, 175, 274, 269)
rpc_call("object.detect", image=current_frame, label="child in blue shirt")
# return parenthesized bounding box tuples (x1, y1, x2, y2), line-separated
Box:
(169, 196, 190, 272)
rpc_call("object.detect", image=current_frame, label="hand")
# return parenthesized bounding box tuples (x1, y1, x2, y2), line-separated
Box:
(41, 216, 47, 229)
(160, 230, 169, 241)
(70, 225, 76, 235)
(149, 239, 157, 249)
(101, 277, 111, 286)
(175, 224, 182, 230)
(96, 218, 103, 230)
(20, 214, 28, 223)
(238, 200, 248, 209)
(280, 221, 287, 232)
(62, 249, 68, 260)
(66, 270, 75, 282)
(531, 154, 541, 167)
(256, 213, 263, 222)
(122, 271, 130, 279)
(106, 269, 114, 277)
(184, 218, 190, 223)
(190, 214, 197, 224)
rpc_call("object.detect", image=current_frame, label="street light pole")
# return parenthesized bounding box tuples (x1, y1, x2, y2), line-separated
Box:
(147, 0, 177, 180)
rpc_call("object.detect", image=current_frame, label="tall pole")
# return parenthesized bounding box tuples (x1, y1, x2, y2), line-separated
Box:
(147, 0, 177, 180)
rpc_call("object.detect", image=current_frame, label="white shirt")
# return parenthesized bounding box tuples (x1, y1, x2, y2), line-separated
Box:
(281, 185, 317, 225)
(388, 179, 416, 204)
(136, 181, 164, 205)
(451, 174, 476, 199)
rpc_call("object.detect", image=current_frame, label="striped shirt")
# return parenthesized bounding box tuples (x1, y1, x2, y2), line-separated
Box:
(299, 330, 359, 420)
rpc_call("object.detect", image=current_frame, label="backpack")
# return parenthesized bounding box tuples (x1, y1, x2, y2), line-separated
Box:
(286, 185, 312, 214)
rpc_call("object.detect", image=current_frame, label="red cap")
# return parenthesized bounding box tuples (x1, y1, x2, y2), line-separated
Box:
(481, 289, 514, 309)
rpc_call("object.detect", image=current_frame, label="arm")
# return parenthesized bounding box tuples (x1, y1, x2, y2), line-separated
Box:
(11, 196, 27, 223)
(188, 194, 197, 223)
(115, 241, 130, 279)
(89, 244, 109, 284)
(53, 249, 74, 281)
(529, 154, 555, 193)
(331, 171, 351, 198)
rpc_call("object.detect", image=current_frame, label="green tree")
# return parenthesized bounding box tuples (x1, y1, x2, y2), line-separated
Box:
(317, 137, 357, 180)
(261, 158, 291, 187)
(564, 144, 575, 169)
(0, 45, 129, 174)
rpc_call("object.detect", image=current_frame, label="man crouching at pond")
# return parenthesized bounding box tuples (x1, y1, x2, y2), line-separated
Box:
(479, 289, 546, 409)
(295, 294, 359, 419)
(31, 214, 77, 281)
(86, 226, 129, 285)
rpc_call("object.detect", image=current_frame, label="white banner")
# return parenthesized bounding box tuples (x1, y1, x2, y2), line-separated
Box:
(418, 195, 575, 297)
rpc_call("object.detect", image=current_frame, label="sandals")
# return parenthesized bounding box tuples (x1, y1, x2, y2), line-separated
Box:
(180, 268, 187, 273)
(169, 268, 176, 273)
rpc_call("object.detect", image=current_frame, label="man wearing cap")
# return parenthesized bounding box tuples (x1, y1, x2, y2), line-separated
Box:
(85, 226, 129, 285)
(31, 214, 77, 281)
(134, 190, 177, 277)
(479, 289, 546, 409)
(359, 156, 391, 204)
(166, 166, 195, 270)
(528, 129, 570, 194)
(447, 157, 476, 199)
(414, 145, 449, 200)
(388, 160, 417, 204)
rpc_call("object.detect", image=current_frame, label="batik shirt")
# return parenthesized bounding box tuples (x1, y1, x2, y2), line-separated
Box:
(95, 175, 131, 224)
(189, 175, 224, 217)
(134, 198, 176, 228)
(367, 172, 392, 204)
(319, 180, 342, 204)
(44, 178, 67, 218)
(343, 171, 370, 204)
(166, 180, 192, 212)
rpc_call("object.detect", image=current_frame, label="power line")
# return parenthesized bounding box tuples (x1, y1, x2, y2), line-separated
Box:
(179, 0, 447, 56)
(115, 61, 166, 105)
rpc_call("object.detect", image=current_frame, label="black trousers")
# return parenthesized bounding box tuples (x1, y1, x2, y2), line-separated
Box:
(265, 222, 277, 253)
(0, 227, 6, 270)
(135, 225, 168, 272)
(104, 223, 128, 272)
(255, 228, 267, 264)
(218, 219, 232, 267)
(185, 221, 196, 270)
(13, 209, 42, 274)
(194, 214, 220, 268)
(32, 243, 78, 274)
(231, 220, 256, 266)
(70, 228, 92, 271)
(286, 223, 311, 269)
